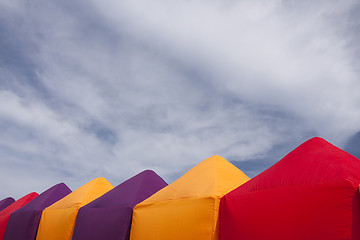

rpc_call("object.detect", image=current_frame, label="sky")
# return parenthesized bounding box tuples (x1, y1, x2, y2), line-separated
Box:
(1, 0, 360, 199)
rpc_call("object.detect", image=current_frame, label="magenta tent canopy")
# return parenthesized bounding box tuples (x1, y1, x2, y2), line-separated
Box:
(3, 183, 71, 240)
(72, 170, 167, 240)
(0, 198, 14, 212)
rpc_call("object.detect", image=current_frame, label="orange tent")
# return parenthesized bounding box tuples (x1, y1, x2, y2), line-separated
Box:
(130, 155, 249, 240)
(36, 177, 113, 240)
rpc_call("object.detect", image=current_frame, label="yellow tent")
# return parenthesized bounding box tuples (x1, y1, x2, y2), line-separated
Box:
(130, 155, 249, 240)
(36, 177, 113, 240)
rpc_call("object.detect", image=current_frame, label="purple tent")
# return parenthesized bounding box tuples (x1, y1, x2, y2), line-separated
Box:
(3, 183, 71, 240)
(72, 170, 167, 240)
(0, 198, 15, 212)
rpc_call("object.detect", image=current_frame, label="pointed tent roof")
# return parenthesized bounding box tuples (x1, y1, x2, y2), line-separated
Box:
(45, 177, 113, 210)
(3, 183, 71, 240)
(219, 137, 360, 240)
(72, 170, 167, 240)
(142, 155, 250, 203)
(81, 170, 167, 209)
(36, 177, 113, 240)
(239, 137, 360, 192)
(0, 192, 38, 240)
(130, 155, 249, 240)
(0, 198, 14, 212)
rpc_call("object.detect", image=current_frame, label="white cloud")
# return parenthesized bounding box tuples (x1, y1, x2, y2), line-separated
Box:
(90, 0, 360, 142)
(0, 90, 115, 198)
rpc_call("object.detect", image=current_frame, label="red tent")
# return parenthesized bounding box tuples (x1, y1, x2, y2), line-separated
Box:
(0, 192, 38, 240)
(220, 137, 360, 240)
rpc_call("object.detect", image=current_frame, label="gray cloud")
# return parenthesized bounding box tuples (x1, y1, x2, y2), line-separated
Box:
(91, 0, 360, 140)
(0, 0, 359, 199)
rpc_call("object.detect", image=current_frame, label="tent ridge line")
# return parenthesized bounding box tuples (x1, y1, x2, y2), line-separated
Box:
(136, 195, 219, 206)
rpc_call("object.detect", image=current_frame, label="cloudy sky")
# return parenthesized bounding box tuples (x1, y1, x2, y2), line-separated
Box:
(1, 0, 360, 199)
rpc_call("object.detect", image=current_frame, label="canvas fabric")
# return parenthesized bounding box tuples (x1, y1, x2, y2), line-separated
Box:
(36, 178, 113, 240)
(72, 170, 167, 240)
(219, 137, 360, 240)
(0, 192, 38, 240)
(3, 183, 71, 240)
(0, 198, 15, 212)
(130, 155, 249, 240)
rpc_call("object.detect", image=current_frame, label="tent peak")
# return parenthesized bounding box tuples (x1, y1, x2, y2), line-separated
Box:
(46, 177, 113, 210)
(141, 155, 249, 203)
(239, 137, 360, 193)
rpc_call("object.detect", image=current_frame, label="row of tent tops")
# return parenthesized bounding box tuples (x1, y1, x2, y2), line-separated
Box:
(1, 137, 360, 240)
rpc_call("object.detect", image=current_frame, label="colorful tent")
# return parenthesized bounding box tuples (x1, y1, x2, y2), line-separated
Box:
(3, 183, 71, 240)
(0, 192, 38, 240)
(72, 170, 167, 240)
(0, 198, 15, 212)
(36, 177, 113, 240)
(220, 137, 360, 240)
(130, 155, 250, 240)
